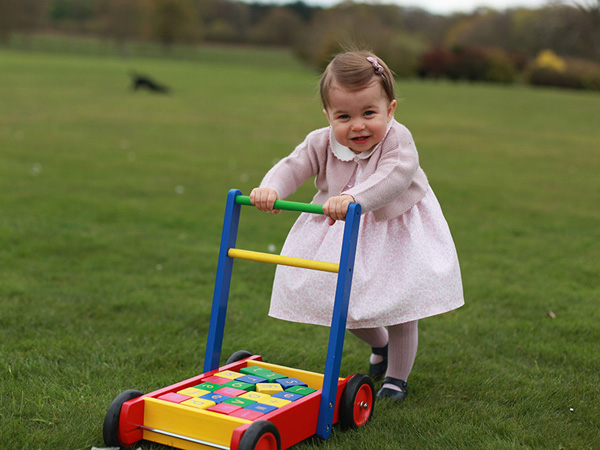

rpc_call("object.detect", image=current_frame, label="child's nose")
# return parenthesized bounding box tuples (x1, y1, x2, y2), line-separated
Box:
(351, 119, 365, 131)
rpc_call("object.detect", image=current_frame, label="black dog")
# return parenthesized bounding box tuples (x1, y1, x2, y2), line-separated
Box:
(130, 72, 170, 94)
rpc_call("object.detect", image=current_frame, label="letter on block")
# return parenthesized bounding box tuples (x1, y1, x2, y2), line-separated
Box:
(177, 387, 210, 397)
(181, 398, 216, 410)
(277, 378, 308, 389)
(157, 393, 192, 404)
(215, 370, 243, 380)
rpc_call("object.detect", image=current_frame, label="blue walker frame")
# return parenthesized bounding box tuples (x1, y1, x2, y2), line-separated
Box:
(203, 189, 362, 440)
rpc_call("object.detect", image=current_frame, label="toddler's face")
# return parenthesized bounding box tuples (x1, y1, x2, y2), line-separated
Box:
(324, 79, 396, 154)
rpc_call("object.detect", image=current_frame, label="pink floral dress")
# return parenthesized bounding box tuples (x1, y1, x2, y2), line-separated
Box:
(264, 123, 464, 328)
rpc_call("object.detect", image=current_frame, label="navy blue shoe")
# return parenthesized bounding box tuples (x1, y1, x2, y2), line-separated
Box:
(369, 344, 388, 379)
(376, 377, 408, 402)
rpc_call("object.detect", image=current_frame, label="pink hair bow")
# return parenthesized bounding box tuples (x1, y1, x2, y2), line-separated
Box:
(367, 57, 384, 74)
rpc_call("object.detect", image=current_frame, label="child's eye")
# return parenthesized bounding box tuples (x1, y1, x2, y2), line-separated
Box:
(338, 114, 350, 120)
(364, 110, 375, 116)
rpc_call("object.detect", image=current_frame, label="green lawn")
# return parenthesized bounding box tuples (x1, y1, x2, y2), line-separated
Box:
(0, 47, 598, 449)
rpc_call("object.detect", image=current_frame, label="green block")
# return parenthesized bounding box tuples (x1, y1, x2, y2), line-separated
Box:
(193, 382, 221, 392)
(224, 397, 256, 408)
(286, 386, 317, 396)
(240, 366, 267, 376)
(240, 366, 286, 382)
(260, 372, 287, 383)
(225, 380, 255, 391)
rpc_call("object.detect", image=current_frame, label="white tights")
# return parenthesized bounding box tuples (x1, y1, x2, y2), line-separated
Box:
(349, 321, 418, 391)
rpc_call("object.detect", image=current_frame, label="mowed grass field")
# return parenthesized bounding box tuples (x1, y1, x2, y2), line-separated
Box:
(0, 47, 598, 449)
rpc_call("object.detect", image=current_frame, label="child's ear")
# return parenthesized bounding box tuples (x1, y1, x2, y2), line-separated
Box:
(323, 108, 331, 124)
(387, 100, 397, 121)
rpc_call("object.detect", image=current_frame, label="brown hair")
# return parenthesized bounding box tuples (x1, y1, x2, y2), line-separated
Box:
(320, 51, 396, 109)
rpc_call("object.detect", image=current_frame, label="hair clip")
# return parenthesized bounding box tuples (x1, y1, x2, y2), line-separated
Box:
(367, 57, 384, 74)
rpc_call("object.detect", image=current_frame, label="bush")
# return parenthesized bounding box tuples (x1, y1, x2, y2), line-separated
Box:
(526, 50, 600, 91)
(417, 46, 517, 83)
(528, 67, 582, 89)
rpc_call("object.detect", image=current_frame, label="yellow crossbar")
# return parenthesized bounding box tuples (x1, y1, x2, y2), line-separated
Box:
(228, 248, 339, 273)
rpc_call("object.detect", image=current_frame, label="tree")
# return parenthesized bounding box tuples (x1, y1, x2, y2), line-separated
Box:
(0, 0, 47, 44)
(100, 0, 143, 52)
(142, 0, 201, 48)
(249, 7, 305, 46)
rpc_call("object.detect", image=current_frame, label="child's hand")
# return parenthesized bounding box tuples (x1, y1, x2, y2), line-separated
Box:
(323, 194, 355, 225)
(250, 188, 281, 214)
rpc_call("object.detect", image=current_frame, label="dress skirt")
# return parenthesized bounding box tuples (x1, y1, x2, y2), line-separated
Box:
(268, 188, 464, 329)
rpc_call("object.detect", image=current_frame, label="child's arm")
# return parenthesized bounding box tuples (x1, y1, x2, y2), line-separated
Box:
(250, 187, 281, 214)
(323, 194, 355, 225)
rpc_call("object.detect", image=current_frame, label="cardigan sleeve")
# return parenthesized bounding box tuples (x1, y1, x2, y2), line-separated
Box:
(259, 129, 324, 200)
(343, 125, 420, 213)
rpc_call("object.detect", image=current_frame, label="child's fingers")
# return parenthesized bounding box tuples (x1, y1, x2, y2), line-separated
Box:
(323, 195, 352, 224)
(250, 188, 279, 211)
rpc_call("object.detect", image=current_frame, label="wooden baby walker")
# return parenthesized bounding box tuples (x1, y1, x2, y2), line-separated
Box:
(102, 189, 375, 450)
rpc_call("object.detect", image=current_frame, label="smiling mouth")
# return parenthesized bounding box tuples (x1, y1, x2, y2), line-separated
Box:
(351, 136, 370, 144)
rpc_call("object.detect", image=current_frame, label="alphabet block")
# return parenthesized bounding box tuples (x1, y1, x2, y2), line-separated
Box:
(181, 398, 215, 410)
(285, 386, 317, 396)
(256, 383, 283, 395)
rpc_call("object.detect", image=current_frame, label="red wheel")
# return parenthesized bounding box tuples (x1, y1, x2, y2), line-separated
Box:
(103, 389, 143, 447)
(238, 421, 281, 450)
(254, 432, 278, 450)
(340, 374, 375, 429)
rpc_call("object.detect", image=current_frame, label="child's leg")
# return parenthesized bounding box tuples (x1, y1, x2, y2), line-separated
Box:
(348, 327, 388, 364)
(383, 320, 418, 391)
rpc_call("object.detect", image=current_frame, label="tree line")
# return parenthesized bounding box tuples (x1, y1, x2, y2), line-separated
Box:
(1, 0, 599, 90)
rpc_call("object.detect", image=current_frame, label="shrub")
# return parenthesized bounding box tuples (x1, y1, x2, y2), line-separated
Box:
(528, 66, 582, 89)
(484, 48, 518, 83)
(526, 51, 600, 91)
(417, 46, 517, 83)
(417, 47, 452, 79)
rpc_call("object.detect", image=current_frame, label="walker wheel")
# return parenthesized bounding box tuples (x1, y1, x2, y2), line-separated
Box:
(340, 374, 375, 429)
(103, 389, 143, 447)
(226, 350, 253, 365)
(238, 420, 281, 450)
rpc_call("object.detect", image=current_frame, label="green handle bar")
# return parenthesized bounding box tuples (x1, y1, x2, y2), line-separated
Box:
(235, 195, 324, 215)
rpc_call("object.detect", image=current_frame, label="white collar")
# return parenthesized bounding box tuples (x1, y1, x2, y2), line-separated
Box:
(330, 119, 394, 162)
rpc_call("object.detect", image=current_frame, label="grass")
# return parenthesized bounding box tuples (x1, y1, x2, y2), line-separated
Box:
(0, 46, 598, 449)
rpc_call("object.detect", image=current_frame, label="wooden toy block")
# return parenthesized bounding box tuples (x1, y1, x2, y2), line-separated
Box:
(244, 402, 278, 414)
(202, 376, 233, 385)
(285, 385, 317, 396)
(257, 371, 287, 383)
(200, 393, 231, 404)
(214, 370, 243, 380)
(207, 402, 242, 415)
(157, 393, 192, 404)
(255, 383, 283, 395)
(224, 380, 255, 391)
(239, 392, 271, 403)
(272, 391, 303, 402)
(257, 397, 292, 408)
(194, 382, 222, 392)
(239, 366, 267, 376)
(224, 397, 256, 408)
(176, 387, 210, 397)
(277, 377, 308, 389)
(214, 387, 246, 397)
(229, 408, 265, 421)
(180, 398, 216, 410)
(235, 375, 267, 385)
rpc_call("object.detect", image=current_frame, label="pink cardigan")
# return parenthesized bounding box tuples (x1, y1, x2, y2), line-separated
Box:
(260, 119, 430, 222)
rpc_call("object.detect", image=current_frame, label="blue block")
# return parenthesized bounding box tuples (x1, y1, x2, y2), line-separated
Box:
(276, 378, 308, 389)
(244, 402, 278, 414)
(272, 391, 303, 402)
(236, 375, 267, 385)
(200, 393, 231, 404)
